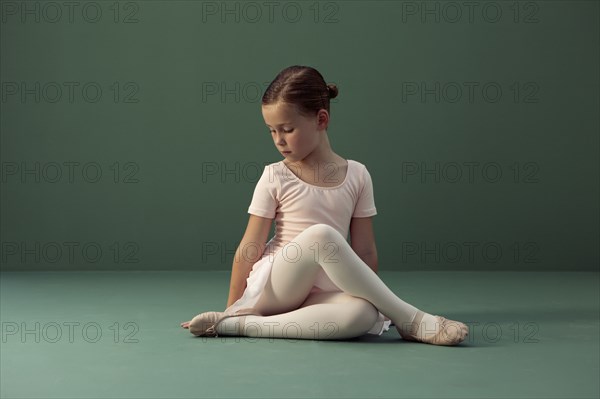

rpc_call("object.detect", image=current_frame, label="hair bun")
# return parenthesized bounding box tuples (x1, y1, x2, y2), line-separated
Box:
(327, 84, 339, 99)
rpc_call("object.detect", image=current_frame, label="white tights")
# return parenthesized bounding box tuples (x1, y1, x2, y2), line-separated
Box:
(218, 224, 423, 340)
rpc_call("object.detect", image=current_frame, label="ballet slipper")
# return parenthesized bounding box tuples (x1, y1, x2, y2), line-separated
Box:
(396, 310, 469, 346)
(189, 307, 263, 337)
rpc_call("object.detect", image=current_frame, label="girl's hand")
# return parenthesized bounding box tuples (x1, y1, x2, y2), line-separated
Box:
(181, 321, 191, 329)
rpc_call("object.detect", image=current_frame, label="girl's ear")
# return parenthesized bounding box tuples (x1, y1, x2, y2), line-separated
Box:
(318, 109, 329, 129)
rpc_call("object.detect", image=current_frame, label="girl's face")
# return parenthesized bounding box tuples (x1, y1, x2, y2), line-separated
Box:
(262, 102, 326, 162)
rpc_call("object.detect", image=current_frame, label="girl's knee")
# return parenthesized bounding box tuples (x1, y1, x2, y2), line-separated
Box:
(303, 223, 342, 244)
(339, 299, 380, 337)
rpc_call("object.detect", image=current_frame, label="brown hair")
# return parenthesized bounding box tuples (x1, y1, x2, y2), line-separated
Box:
(262, 65, 339, 119)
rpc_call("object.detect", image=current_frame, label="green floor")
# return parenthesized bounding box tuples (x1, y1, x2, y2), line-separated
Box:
(1, 271, 598, 399)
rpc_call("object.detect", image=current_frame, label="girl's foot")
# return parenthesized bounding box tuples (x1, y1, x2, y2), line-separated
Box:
(186, 308, 264, 337)
(188, 311, 229, 336)
(396, 310, 469, 346)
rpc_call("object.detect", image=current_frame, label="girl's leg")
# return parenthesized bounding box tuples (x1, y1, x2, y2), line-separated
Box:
(240, 223, 434, 337)
(218, 291, 380, 340)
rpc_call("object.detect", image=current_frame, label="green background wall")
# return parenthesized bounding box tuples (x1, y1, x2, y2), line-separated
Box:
(1, 0, 598, 271)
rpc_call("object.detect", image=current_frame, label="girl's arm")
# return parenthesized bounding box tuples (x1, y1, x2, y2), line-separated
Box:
(226, 255, 253, 308)
(349, 217, 378, 274)
(226, 215, 273, 308)
(358, 252, 378, 274)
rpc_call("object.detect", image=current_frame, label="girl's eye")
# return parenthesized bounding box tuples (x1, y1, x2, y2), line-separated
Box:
(269, 129, 294, 133)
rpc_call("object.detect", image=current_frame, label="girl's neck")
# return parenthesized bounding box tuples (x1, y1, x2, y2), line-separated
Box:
(285, 134, 344, 169)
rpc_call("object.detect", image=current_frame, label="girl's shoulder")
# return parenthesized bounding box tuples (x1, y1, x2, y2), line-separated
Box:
(347, 159, 371, 174)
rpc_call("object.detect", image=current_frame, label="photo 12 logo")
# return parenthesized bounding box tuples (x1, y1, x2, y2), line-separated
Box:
(1, 161, 141, 184)
(1, 1, 141, 24)
(398, 1, 541, 24)
(1, 82, 140, 104)
(199, 1, 341, 24)
(2, 321, 140, 344)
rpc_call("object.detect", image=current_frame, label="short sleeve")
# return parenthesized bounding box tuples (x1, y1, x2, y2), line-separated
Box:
(247, 165, 279, 219)
(352, 165, 377, 218)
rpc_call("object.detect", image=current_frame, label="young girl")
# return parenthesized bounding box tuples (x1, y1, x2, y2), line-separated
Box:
(181, 65, 469, 345)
